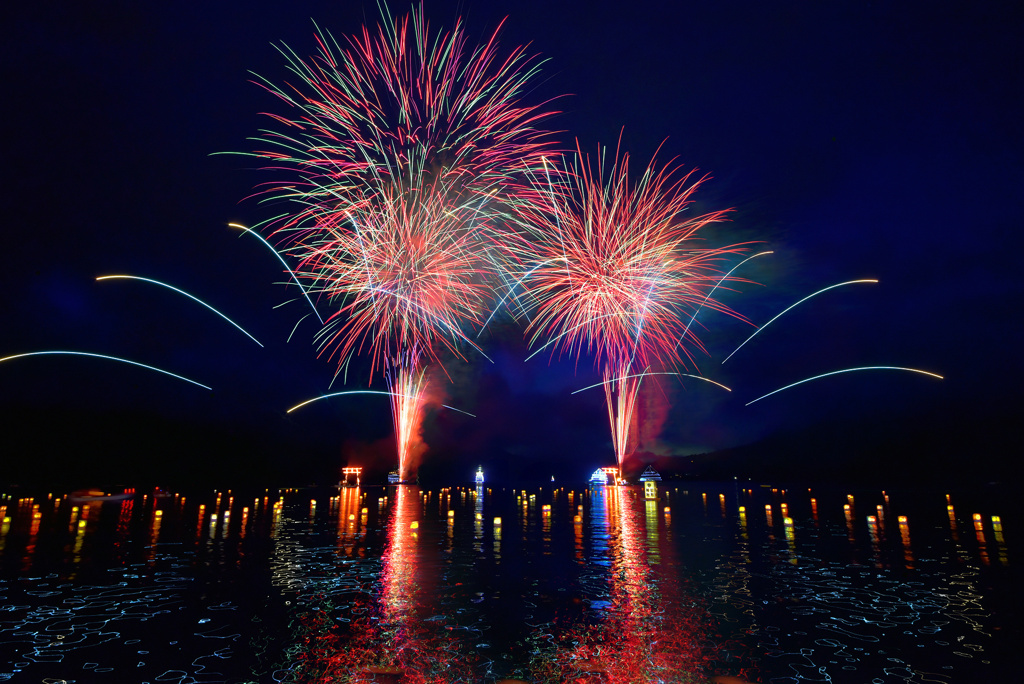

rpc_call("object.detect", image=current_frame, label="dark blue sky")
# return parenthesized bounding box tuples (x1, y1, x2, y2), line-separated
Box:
(2, 1, 1021, 482)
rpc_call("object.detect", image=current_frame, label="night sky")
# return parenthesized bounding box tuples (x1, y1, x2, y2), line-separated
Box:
(3, 1, 1021, 485)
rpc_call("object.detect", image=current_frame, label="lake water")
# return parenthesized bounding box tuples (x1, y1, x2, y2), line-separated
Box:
(0, 481, 1016, 682)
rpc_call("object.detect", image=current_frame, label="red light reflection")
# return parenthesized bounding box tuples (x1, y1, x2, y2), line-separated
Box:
(293, 486, 474, 682)
(537, 486, 732, 683)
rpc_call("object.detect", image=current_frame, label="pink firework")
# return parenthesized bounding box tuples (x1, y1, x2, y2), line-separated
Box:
(293, 185, 495, 478)
(241, 5, 558, 479)
(247, 3, 557, 230)
(514, 143, 750, 472)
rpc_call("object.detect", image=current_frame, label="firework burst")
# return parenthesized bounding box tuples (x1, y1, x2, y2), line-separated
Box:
(293, 183, 499, 477)
(244, 3, 556, 223)
(513, 142, 750, 472)
(237, 5, 558, 479)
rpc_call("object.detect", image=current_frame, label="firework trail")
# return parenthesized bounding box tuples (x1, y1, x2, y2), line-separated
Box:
(0, 351, 211, 390)
(234, 5, 558, 480)
(286, 389, 475, 417)
(228, 223, 324, 325)
(721, 278, 878, 364)
(512, 142, 749, 473)
(96, 275, 263, 346)
(746, 366, 943, 405)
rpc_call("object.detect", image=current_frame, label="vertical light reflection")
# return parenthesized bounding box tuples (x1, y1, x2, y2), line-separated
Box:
(148, 508, 163, 562)
(270, 498, 283, 539)
(240, 507, 249, 539)
(383, 485, 418, 621)
(336, 486, 362, 556)
(948, 503, 960, 541)
(196, 504, 206, 540)
(549, 485, 715, 681)
(23, 502, 41, 571)
(898, 515, 914, 569)
(446, 507, 455, 553)
(0, 505, 9, 558)
(474, 486, 484, 552)
(867, 515, 882, 569)
(115, 497, 134, 559)
(541, 499, 552, 556)
(321, 484, 469, 681)
(732, 503, 754, 625)
(70, 512, 88, 573)
(992, 516, 1008, 565)
(783, 517, 797, 564)
(574, 502, 585, 565)
(973, 514, 989, 565)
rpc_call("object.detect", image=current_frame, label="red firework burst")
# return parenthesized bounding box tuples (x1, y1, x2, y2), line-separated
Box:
(513, 142, 751, 465)
(293, 184, 495, 377)
(246, 3, 558, 242)
(237, 5, 559, 479)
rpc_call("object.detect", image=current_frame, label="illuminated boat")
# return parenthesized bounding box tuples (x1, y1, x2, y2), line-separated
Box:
(638, 466, 662, 482)
(589, 468, 610, 486)
(387, 470, 417, 485)
(475, 466, 485, 485)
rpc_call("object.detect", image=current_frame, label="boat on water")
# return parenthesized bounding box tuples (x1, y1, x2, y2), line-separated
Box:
(638, 465, 662, 482)
(387, 470, 417, 485)
(590, 466, 622, 486)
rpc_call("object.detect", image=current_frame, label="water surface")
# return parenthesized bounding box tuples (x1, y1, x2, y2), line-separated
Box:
(0, 481, 1015, 682)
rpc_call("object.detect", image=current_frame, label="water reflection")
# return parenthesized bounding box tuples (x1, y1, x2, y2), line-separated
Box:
(523, 485, 723, 682)
(705, 486, 1012, 682)
(0, 484, 1014, 682)
(284, 485, 477, 682)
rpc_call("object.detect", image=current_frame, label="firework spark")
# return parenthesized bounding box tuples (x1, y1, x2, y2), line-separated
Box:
(512, 142, 749, 472)
(235, 5, 558, 480)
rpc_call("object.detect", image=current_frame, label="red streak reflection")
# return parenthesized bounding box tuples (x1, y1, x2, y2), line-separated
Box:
(294, 486, 473, 683)
(537, 486, 728, 683)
